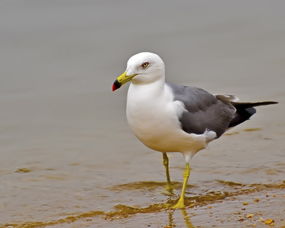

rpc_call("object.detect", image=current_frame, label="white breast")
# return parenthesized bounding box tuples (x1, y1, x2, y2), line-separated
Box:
(126, 82, 207, 153)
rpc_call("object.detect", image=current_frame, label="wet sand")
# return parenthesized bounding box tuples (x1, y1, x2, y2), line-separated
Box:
(0, 0, 285, 227)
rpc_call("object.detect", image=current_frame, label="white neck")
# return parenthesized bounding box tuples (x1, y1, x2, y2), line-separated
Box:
(128, 77, 165, 100)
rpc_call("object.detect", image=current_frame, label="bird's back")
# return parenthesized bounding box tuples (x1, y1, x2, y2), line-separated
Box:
(168, 82, 277, 138)
(167, 82, 236, 138)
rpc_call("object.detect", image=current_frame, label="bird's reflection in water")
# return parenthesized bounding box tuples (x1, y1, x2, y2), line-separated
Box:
(181, 209, 195, 228)
(167, 209, 175, 228)
(166, 209, 195, 228)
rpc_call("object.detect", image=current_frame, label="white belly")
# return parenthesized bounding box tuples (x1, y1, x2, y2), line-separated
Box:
(126, 83, 207, 153)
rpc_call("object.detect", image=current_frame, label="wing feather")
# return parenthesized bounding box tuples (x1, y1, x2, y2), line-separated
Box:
(167, 82, 236, 138)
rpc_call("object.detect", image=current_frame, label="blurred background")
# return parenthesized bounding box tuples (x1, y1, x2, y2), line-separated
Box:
(0, 0, 284, 227)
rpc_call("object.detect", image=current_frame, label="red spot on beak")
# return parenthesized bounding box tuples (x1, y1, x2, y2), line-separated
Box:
(112, 80, 121, 91)
(112, 83, 117, 91)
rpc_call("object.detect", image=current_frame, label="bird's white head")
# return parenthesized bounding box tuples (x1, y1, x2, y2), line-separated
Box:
(112, 52, 165, 91)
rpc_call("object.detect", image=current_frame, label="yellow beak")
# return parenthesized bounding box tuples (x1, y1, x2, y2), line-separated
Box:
(112, 72, 137, 91)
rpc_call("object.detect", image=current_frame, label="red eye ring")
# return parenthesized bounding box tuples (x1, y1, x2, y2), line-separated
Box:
(141, 62, 150, 69)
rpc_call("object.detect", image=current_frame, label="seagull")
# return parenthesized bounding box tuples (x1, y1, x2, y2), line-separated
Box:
(112, 52, 277, 209)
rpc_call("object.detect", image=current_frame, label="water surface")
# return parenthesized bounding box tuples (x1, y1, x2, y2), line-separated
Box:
(0, 0, 284, 227)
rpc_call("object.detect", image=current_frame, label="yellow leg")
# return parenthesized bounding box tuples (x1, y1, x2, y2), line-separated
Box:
(162, 153, 173, 194)
(172, 163, 191, 209)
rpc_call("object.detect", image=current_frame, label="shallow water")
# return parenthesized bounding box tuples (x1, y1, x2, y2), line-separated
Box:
(0, 0, 285, 227)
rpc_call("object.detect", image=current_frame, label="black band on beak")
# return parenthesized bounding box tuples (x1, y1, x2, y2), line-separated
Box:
(112, 80, 121, 91)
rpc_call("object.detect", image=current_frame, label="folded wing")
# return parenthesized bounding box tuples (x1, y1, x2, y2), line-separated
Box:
(167, 83, 236, 138)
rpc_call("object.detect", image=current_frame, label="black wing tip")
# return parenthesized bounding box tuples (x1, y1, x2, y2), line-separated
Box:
(255, 101, 278, 106)
(268, 101, 278, 104)
(232, 101, 278, 108)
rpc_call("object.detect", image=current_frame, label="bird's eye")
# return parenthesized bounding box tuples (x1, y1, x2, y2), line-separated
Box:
(141, 62, 150, 69)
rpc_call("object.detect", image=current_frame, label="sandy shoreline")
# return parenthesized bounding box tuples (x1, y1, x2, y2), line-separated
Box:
(0, 0, 284, 227)
(1, 180, 285, 227)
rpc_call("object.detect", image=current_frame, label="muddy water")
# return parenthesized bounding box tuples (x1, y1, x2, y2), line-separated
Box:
(0, 0, 284, 227)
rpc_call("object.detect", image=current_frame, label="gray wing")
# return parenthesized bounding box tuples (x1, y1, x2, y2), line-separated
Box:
(167, 82, 236, 138)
